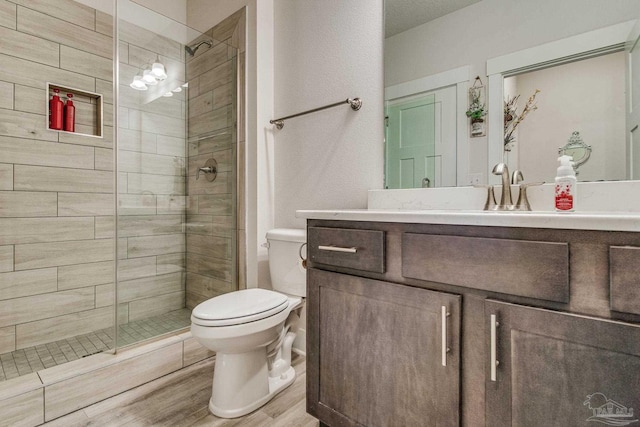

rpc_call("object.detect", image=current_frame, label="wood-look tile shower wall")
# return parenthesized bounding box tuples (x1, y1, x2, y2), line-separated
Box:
(0, 0, 188, 354)
(186, 9, 245, 309)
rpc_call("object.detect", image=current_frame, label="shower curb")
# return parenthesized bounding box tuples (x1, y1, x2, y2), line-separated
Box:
(0, 331, 214, 426)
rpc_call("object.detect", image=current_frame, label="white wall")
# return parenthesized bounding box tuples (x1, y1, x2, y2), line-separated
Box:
(273, 0, 385, 229)
(385, 0, 640, 178)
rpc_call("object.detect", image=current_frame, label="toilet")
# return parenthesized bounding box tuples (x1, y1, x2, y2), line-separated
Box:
(190, 228, 306, 419)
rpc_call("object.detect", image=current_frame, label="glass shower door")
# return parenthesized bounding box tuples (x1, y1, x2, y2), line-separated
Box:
(115, 0, 239, 348)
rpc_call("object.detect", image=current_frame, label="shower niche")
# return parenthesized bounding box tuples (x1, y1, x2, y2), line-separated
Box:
(46, 82, 104, 138)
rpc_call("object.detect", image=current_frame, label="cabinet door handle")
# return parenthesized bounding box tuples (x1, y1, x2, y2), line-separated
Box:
(318, 245, 357, 253)
(441, 306, 450, 367)
(490, 314, 499, 382)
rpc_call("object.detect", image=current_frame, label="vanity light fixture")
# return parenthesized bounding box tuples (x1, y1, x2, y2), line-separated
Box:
(151, 56, 168, 80)
(172, 87, 182, 93)
(130, 59, 169, 90)
(130, 75, 148, 91)
(142, 69, 158, 85)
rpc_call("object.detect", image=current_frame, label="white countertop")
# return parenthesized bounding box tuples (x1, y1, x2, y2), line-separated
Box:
(296, 209, 640, 232)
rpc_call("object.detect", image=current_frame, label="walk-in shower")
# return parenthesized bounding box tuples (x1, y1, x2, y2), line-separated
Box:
(0, 0, 239, 382)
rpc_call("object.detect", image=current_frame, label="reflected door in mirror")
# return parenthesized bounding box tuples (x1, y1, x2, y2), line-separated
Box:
(385, 86, 457, 188)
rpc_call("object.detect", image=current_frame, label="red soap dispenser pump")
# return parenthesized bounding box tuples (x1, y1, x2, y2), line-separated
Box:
(64, 93, 75, 132)
(49, 88, 63, 130)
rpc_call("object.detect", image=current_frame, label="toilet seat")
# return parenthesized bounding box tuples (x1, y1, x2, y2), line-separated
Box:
(191, 289, 289, 327)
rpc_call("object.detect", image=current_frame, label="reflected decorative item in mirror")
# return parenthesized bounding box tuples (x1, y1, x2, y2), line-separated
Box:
(503, 89, 540, 152)
(466, 76, 486, 137)
(558, 131, 592, 176)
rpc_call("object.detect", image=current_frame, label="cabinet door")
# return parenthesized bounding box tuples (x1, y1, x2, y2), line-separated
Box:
(486, 299, 640, 427)
(307, 268, 461, 427)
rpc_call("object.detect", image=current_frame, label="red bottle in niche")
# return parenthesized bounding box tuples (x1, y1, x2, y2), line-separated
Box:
(64, 93, 75, 132)
(49, 88, 63, 130)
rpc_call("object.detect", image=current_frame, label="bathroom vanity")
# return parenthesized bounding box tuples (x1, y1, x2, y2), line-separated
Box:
(300, 211, 640, 427)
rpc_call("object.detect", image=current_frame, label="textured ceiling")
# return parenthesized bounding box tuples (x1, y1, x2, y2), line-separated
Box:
(385, 0, 482, 37)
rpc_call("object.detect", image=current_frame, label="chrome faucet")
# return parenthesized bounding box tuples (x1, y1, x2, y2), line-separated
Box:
(492, 163, 513, 210)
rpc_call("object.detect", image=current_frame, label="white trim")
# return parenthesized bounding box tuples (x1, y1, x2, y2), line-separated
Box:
(456, 80, 470, 186)
(486, 21, 637, 184)
(487, 21, 636, 76)
(385, 66, 469, 101)
(487, 73, 504, 184)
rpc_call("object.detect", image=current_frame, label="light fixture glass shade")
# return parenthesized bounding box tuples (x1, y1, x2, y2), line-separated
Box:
(130, 75, 148, 91)
(151, 62, 167, 80)
(163, 92, 173, 97)
(172, 87, 182, 93)
(142, 70, 158, 85)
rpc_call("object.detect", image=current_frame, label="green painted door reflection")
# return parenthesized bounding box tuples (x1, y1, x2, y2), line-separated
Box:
(385, 94, 436, 189)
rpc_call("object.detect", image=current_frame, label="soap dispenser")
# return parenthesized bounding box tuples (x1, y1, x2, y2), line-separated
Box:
(555, 155, 576, 212)
(63, 93, 75, 132)
(49, 88, 63, 130)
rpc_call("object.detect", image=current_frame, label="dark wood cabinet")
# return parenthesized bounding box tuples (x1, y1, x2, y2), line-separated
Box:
(306, 220, 640, 427)
(307, 268, 461, 427)
(485, 299, 640, 427)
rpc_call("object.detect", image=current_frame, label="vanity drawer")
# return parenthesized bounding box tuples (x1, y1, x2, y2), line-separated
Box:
(402, 233, 569, 303)
(308, 226, 385, 273)
(610, 246, 640, 315)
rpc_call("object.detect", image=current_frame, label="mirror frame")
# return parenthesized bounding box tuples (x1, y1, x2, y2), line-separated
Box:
(485, 21, 636, 184)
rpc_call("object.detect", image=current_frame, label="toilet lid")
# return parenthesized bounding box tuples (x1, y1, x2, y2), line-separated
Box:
(191, 289, 289, 327)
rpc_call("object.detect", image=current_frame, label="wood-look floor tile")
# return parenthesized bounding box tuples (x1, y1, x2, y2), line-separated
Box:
(261, 372, 307, 420)
(40, 352, 313, 427)
(268, 397, 319, 427)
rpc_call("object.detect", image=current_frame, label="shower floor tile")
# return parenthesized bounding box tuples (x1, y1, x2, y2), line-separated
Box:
(0, 308, 192, 382)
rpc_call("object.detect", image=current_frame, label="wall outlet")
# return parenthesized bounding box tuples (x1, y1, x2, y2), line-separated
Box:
(468, 173, 483, 186)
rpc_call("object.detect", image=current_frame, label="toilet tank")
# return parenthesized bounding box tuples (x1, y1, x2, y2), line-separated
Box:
(266, 228, 307, 297)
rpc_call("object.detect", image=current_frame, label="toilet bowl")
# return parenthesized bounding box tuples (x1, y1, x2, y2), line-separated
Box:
(190, 228, 306, 419)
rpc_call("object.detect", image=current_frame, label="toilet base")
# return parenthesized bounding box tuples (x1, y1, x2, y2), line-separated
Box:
(209, 365, 296, 418)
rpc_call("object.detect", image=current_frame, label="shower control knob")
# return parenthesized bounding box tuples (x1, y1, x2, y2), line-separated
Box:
(195, 158, 218, 182)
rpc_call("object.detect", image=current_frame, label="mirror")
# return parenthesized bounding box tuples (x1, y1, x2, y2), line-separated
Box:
(384, 0, 640, 187)
(486, 22, 637, 184)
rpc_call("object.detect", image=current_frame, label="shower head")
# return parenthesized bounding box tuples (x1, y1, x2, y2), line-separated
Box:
(185, 40, 213, 56)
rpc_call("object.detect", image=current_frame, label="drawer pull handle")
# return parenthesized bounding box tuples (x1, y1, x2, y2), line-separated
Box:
(442, 306, 450, 367)
(490, 314, 499, 382)
(318, 245, 357, 254)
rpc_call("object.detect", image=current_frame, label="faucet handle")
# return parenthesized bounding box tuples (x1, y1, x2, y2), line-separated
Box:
(511, 170, 524, 185)
(474, 185, 497, 211)
(514, 182, 544, 211)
